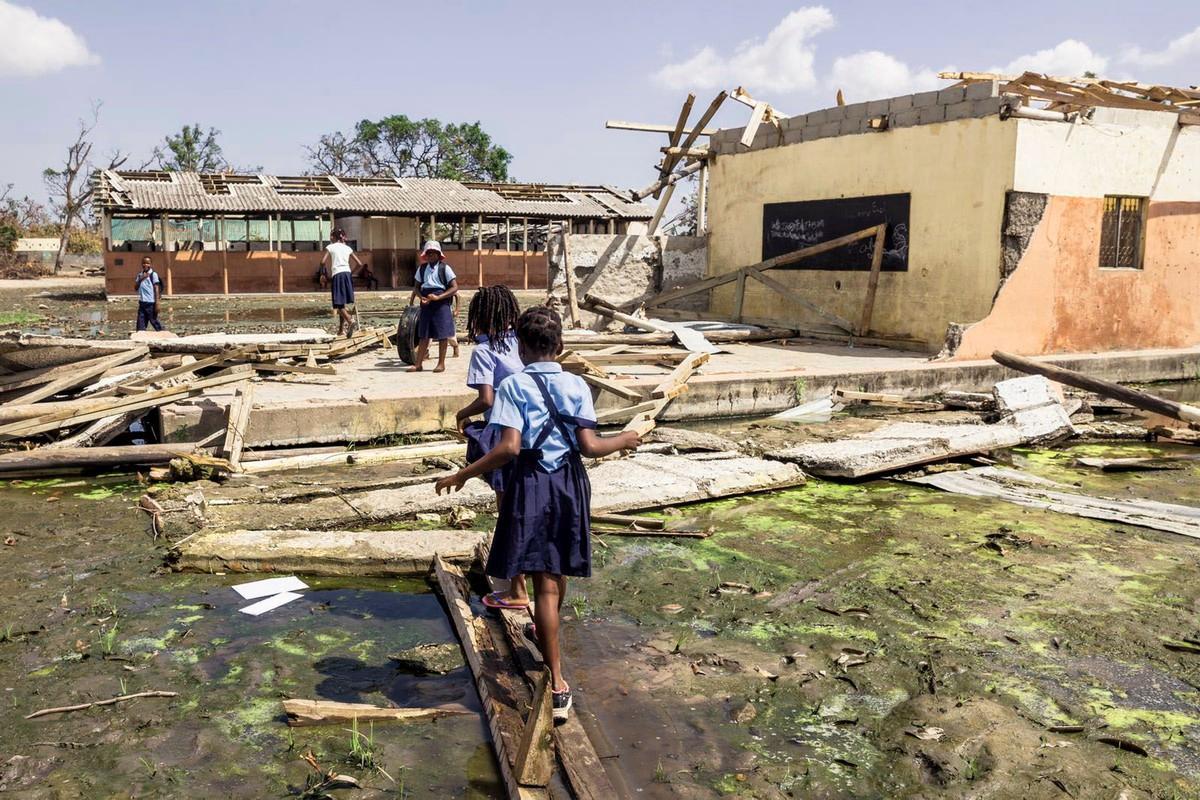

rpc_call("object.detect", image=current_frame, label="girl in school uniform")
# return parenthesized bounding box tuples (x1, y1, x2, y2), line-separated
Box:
(436, 306, 640, 721)
(321, 228, 365, 337)
(407, 240, 458, 372)
(454, 285, 530, 610)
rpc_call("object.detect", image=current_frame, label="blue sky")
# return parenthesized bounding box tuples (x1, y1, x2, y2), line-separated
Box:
(2, 1, 1198, 207)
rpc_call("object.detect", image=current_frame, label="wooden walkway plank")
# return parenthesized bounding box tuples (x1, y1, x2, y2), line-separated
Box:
(434, 556, 548, 800)
(475, 545, 626, 800)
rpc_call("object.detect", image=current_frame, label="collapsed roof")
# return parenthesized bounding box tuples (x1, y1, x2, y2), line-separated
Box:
(93, 170, 653, 220)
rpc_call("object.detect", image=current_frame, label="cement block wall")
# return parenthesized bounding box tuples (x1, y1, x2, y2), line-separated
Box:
(711, 81, 1005, 156)
(546, 233, 707, 329)
(706, 115, 1018, 350)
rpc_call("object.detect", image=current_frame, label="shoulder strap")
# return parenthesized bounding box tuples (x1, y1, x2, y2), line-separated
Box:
(528, 371, 575, 450)
(437, 262, 447, 287)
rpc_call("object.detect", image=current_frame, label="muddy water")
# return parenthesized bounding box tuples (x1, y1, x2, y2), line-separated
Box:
(0, 476, 501, 798)
(564, 444, 1200, 798)
(4, 424, 1200, 795)
(0, 282, 544, 340)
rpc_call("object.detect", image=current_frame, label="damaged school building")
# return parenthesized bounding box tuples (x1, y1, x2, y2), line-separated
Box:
(680, 73, 1200, 359)
(92, 171, 652, 295)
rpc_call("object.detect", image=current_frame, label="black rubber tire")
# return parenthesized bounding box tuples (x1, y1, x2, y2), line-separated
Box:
(396, 306, 420, 365)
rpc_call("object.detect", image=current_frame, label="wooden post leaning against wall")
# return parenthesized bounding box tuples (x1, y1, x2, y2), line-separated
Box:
(697, 163, 709, 233)
(856, 224, 887, 336)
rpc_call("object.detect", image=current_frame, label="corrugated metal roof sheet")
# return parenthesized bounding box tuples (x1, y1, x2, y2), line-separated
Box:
(95, 171, 653, 220)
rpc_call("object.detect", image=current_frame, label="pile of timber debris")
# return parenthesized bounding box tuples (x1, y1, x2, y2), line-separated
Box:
(0, 327, 393, 479)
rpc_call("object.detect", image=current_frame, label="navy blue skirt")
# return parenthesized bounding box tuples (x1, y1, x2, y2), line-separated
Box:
(464, 421, 510, 494)
(485, 449, 592, 579)
(417, 291, 455, 340)
(330, 272, 354, 308)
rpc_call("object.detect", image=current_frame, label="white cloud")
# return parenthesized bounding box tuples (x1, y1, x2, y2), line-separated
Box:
(990, 39, 1107, 77)
(0, 1, 98, 78)
(654, 6, 835, 92)
(827, 51, 941, 103)
(1121, 25, 1200, 67)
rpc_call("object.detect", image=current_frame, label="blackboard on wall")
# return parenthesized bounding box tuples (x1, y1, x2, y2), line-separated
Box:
(762, 193, 911, 271)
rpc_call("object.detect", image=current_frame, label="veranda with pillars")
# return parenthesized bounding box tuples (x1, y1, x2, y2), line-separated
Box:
(103, 212, 622, 296)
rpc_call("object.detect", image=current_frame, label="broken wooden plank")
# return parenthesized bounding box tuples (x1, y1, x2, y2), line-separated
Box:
(513, 670, 555, 787)
(561, 232, 582, 329)
(44, 410, 139, 449)
(250, 361, 336, 376)
(994, 351, 1200, 426)
(594, 399, 661, 425)
(575, 350, 688, 367)
(745, 267, 855, 333)
(835, 388, 944, 411)
(856, 225, 887, 336)
(907, 466, 1200, 539)
(1151, 426, 1200, 445)
(476, 544, 624, 800)
(581, 373, 643, 402)
(1075, 455, 1200, 472)
(221, 383, 255, 470)
(282, 699, 471, 727)
(0, 443, 209, 477)
(239, 440, 464, 474)
(96, 347, 254, 396)
(434, 556, 548, 800)
(175, 529, 488, 577)
(651, 352, 709, 399)
(0, 366, 254, 441)
(605, 120, 717, 136)
(7, 346, 150, 405)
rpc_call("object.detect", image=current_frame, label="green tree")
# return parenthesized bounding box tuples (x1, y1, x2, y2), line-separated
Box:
(304, 116, 511, 181)
(153, 124, 230, 172)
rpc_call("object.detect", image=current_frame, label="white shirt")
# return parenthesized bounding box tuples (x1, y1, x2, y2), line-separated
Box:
(326, 242, 353, 276)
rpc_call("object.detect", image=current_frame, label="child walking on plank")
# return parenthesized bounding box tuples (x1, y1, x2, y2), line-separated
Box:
(454, 285, 529, 610)
(436, 306, 640, 720)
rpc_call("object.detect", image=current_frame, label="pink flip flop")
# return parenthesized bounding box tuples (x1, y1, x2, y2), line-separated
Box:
(482, 591, 530, 610)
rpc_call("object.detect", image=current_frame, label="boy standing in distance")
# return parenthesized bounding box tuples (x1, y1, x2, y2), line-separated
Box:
(134, 256, 165, 332)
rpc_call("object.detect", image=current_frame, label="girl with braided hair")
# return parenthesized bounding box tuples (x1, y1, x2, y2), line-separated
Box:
(456, 285, 528, 608)
(437, 305, 641, 721)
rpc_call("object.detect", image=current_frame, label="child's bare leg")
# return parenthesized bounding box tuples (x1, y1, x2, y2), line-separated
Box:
(335, 309, 345, 335)
(532, 573, 568, 692)
(433, 339, 448, 372)
(451, 335, 460, 358)
(408, 338, 429, 371)
(507, 573, 528, 603)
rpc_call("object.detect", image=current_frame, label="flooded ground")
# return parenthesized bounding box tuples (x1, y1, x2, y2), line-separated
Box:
(4, 437, 1200, 798)
(0, 278, 545, 340)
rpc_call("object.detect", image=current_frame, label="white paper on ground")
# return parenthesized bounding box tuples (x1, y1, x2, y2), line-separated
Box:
(232, 575, 308, 600)
(239, 591, 304, 616)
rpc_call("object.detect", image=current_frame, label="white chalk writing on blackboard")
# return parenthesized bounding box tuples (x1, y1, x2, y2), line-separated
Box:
(768, 218, 825, 244)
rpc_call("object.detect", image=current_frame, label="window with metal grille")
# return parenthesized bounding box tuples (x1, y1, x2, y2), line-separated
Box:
(1098, 195, 1145, 269)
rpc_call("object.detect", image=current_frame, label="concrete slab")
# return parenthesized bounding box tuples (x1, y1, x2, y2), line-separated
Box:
(175, 528, 488, 576)
(157, 339, 1200, 447)
(167, 453, 805, 538)
(770, 420, 1025, 478)
(908, 466, 1200, 538)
